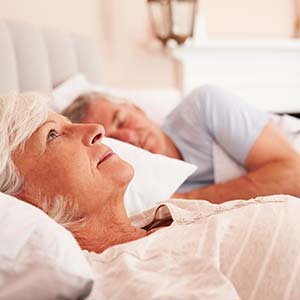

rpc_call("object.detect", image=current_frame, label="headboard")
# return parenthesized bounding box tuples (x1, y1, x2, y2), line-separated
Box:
(0, 20, 102, 93)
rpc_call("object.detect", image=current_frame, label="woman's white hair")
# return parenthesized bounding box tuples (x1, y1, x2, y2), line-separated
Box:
(0, 92, 84, 231)
(0, 92, 49, 195)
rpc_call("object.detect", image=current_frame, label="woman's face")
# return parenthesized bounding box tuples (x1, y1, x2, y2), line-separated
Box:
(13, 111, 133, 216)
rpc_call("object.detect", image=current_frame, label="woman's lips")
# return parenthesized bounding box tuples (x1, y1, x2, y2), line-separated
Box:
(97, 151, 115, 165)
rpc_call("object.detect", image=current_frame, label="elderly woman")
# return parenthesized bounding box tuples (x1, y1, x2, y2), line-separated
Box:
(1, 92, 300, 299)
(0, 92, 146, 252)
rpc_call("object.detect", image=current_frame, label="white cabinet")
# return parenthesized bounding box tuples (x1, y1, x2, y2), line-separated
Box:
(172, 40, 300, 113)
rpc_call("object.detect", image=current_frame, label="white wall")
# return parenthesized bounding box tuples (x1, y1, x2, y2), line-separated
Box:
(0, 0, 296, 89)
(202, 0, 294, 38)
(96, 0, 175, 88)
(0, 0, 102, 39)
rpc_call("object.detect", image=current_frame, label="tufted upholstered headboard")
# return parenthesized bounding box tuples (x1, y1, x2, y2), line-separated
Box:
(0, 20, 102, 94)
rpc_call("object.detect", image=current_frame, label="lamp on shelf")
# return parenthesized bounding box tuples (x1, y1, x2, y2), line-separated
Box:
(147, 0, 198, 46)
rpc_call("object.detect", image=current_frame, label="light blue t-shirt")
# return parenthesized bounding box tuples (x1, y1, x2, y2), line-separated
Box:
(161, 85, 271, 192)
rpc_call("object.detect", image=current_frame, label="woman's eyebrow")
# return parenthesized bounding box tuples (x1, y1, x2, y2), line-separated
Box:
(30, 121, 57, 154)
(62, 116, 72, 124)
(37, 121, 56, 133)
(38, 116, 69, 132)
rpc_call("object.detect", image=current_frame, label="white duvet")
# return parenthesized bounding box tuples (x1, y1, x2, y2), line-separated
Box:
(85, 195, 300, 300)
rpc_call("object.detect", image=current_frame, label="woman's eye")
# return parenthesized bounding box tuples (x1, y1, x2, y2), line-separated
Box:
(47, 129, 59, 142)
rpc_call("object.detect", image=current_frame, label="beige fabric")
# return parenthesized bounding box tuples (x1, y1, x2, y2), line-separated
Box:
(85, 195, 300, 299)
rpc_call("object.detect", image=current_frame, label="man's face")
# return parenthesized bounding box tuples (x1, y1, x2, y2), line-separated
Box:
(81, 99, 168, 155)
(13, 111, 133, 216)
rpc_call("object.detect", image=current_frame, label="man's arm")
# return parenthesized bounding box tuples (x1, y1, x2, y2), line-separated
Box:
(174, 122, 300, 203)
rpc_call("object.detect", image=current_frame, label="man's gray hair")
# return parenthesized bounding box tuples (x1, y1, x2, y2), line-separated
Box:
(62, 91, 127, 123)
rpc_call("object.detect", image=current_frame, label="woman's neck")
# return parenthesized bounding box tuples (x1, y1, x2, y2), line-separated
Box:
(76, 200, 147, 253)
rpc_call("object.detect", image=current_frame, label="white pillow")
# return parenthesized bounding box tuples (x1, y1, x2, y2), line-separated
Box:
(0, 192, 94, 300)
(51, 73, 92, 112)
(103, 137, 197, 216)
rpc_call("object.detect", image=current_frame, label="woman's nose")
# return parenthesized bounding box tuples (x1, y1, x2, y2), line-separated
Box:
(80, 123, 106, 146)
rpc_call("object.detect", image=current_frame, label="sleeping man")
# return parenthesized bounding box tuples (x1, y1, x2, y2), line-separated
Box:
(63, 85, 300, 202)
(2, 92, 300, 299)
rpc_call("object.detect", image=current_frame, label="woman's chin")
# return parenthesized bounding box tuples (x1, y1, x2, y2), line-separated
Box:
(114, 160, 135, 185)
(124, 162, 135, 182)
